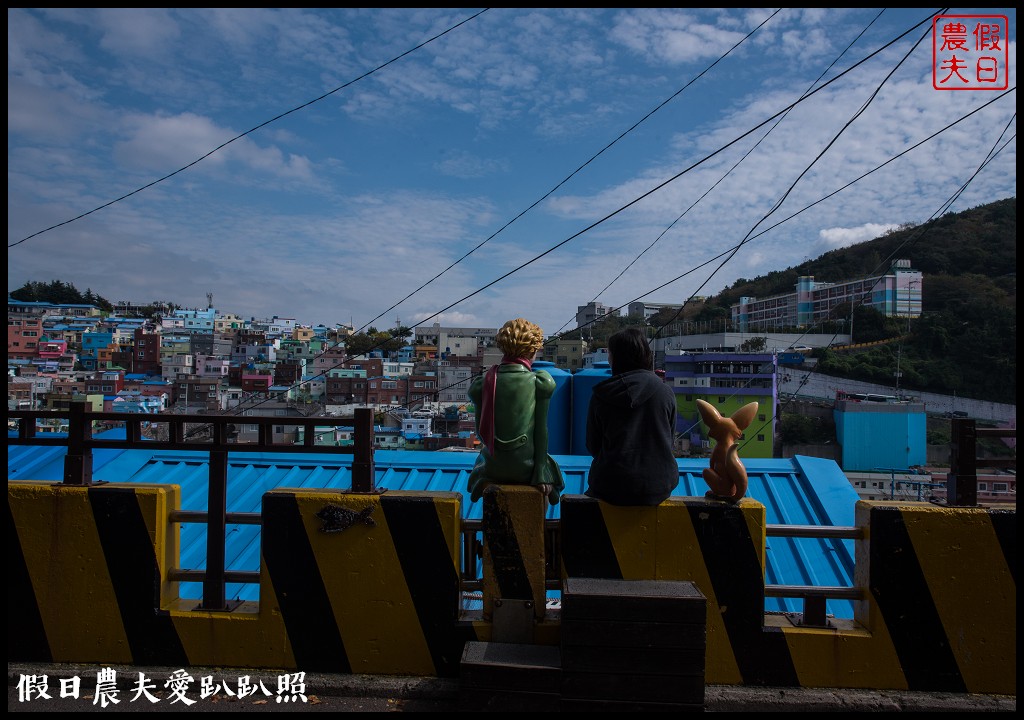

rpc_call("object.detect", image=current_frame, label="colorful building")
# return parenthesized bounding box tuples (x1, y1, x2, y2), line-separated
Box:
(664, 352, 777, 458)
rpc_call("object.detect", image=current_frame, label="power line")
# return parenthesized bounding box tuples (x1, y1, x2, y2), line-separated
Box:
(722, 123, 1017, 451)
(556, 9, 888, 339)
(380, 8, 944, 337)
(8, 8, 491, 250)
(353, 8, 783, 335)
(648, 12, 938, 342)
(539, 87, 1013, 359)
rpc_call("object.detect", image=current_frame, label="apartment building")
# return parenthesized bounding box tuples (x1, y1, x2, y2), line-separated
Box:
(732, 259, 923, 331)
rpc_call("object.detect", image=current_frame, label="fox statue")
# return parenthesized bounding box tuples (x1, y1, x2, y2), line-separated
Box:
(696, 399, 759, 502)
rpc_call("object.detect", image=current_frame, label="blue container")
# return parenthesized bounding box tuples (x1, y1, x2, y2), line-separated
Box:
(532, 360, 572, 455)
(570, 361, 612, 455)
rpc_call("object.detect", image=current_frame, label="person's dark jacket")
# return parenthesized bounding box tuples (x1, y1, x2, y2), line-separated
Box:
(585, 368, 679, 506)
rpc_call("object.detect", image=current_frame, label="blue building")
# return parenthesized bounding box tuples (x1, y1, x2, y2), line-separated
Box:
(833, 395, 927, 471)
(78, 331, 115, 371)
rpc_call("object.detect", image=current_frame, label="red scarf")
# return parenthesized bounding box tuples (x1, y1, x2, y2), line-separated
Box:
(479, 356, 532, 455)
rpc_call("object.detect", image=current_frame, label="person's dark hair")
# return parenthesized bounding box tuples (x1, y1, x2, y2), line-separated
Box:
(607, 327, 653, 374)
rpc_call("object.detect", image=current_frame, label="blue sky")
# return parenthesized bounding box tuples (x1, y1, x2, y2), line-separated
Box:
(7, 8, 1017, 338)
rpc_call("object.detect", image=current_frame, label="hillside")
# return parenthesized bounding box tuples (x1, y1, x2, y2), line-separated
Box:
(706, 197, 1017, 403)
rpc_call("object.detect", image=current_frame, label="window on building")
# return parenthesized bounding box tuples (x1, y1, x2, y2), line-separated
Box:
(993, 483, 1009, 492)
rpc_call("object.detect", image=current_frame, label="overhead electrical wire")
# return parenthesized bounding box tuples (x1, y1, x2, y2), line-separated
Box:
(353, 8, 784, 335)
(300, 89, 1017, 425)
(387, 8, 946, 338)
(70, 8, 1009, 437)
(555, 9, 888, 339)
(195, 7, 1003, 424)
(647, 11, 941, 342)
(715, 122, 1017, 451)
(8, 8, 491, 249)
(548, 87, 1011, 380)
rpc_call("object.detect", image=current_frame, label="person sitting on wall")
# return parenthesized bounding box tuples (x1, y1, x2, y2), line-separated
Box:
(467, 318, 564, 506)
(585, 327, 679, 505)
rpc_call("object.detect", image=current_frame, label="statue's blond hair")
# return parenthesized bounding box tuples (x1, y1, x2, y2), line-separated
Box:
(496, 318, 544, 359)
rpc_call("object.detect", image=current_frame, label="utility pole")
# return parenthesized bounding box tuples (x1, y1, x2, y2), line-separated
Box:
(894, 344, 902, 397)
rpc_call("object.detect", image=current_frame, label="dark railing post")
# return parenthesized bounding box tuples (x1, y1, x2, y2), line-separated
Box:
(947, 418, 978, 506)
(62, 402, 93, 486)
(201, 448, 228, 610)
(800, 594, 828, 627)
(352, 408, 376, 493)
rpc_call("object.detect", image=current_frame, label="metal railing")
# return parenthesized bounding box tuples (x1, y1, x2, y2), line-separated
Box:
(8, 405, 375, 611)
(947, 418, 1016, 506)
(459, 520, 864, 626)
(12, 406, 866, 622)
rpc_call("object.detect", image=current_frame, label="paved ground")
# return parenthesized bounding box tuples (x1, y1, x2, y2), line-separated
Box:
(9, 663, 1016, 713)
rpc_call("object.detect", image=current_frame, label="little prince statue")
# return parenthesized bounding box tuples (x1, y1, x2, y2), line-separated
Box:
(467, 318, 564, 505)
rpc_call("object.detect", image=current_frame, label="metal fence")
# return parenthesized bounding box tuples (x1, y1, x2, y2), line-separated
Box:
(16, 407, 1011, 623)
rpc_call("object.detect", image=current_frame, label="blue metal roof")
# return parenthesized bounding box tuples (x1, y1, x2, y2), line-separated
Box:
(9, 435, 859, 617)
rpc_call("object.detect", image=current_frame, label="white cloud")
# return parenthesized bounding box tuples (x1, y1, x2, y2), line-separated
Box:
(113, 112, 315, 182)
(609, 9, 749, 65)
(819, 223, 900, 249)
(94, 8, 182, 57)
(436, 152, 509, 179)
(7, 9, 1016, 339)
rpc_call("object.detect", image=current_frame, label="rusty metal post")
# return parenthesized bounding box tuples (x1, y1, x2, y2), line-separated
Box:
(947, 418, 978, 506)
(62, 402, 93, 486)
(352, 407, 376, 493)
(201, 448, 228, 610)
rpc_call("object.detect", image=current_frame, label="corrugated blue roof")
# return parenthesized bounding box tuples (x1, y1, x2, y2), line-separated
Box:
(9, 434, 858, 617)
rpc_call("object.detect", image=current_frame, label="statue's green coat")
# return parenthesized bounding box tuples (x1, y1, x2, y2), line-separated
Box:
(467, 364, 564, 505)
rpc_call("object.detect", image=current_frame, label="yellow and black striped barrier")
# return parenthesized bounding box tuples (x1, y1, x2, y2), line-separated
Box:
(8, 481, 469, 677)
(854, 501, 1015, 695)
(8, 481, 185, 666)
(559, 494, 1016, 694)
(8, 480, 1015, 693)
(259, 489, 465, 676)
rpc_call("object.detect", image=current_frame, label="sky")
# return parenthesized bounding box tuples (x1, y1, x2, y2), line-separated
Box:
(7, 8, 1017, 339)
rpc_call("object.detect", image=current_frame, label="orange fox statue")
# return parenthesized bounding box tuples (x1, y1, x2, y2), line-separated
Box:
(696, 399, 759, 502)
